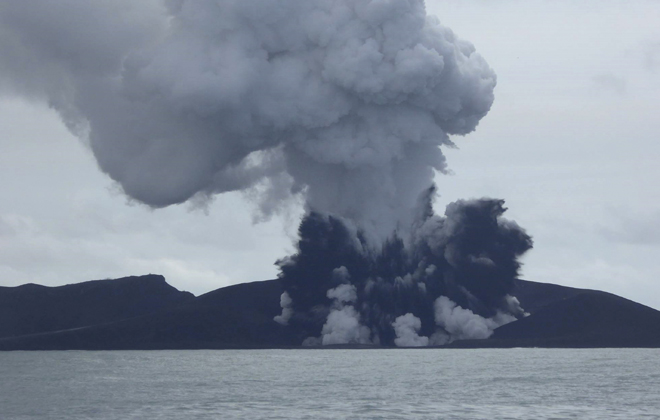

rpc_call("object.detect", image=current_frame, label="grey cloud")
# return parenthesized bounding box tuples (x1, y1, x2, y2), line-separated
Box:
(0, 0, 495, 244)
(643, 41, 660, 73)
(591, 73, 626, 95)
(600, 210, 660, 246)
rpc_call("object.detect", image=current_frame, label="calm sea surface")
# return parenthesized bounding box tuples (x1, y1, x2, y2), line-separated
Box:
(1, 349, 659, 419)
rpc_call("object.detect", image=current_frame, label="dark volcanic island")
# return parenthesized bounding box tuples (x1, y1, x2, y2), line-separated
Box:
(1, 274, 660, 350)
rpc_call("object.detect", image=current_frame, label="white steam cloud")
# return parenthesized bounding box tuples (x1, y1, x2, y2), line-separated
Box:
(302, 283, 371, 346)
(392, 313, 429, 347)
(0, 0, 495, 243)
(320, 306, 372, 346)
(273, 291, 293, 326)
(433, 296, 516, 343)
(326, 283, 358, 305)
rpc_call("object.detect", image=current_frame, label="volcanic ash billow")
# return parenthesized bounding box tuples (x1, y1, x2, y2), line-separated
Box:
(0, 0, 497, 237)
(275, 190, 533, 347)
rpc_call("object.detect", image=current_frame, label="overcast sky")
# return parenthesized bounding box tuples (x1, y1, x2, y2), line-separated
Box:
(1, 0, 659, 310)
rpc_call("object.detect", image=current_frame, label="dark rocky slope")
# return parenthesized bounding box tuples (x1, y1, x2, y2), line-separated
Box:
(0, 279, 295, 350)
(449, 282, 660, 348)
(0, 275, 194, 339)
(509, 278, 587, 314)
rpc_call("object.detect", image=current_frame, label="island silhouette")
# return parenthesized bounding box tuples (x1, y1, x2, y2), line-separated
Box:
(2, 274, 659, 350)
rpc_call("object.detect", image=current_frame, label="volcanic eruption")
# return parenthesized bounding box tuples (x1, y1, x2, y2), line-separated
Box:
(276, 191, 532, 346)
(0, 0, 532, 346)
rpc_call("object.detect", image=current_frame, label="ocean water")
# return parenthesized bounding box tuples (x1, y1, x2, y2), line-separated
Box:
(1, 349, 659, 419)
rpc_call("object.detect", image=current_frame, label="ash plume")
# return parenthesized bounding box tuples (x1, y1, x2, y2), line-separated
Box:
(0, 0, 494, 239)
(0, 1, 531, 346)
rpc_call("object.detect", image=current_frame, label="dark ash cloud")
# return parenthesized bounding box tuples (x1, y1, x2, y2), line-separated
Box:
(276, 190, 532, 346)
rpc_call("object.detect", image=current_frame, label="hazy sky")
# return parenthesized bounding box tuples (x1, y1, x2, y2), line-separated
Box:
(1, 1, 659, 310)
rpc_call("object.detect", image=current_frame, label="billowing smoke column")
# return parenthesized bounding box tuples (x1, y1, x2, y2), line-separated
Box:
(0, 0, 532, 345)
(0, 0, 494, 236)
